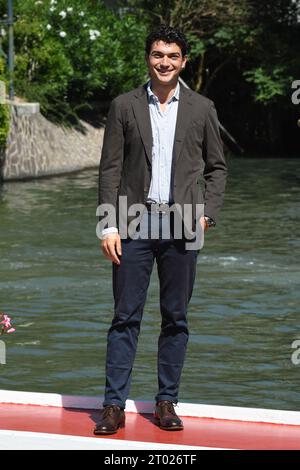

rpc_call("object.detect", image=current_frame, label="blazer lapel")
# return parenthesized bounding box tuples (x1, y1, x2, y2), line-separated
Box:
(173, 84, 194, 165)
(132, 84, 153, 166)
(131, 82, 194, 167)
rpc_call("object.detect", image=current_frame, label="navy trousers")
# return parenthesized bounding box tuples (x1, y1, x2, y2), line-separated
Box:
(103, 211, 198, 409)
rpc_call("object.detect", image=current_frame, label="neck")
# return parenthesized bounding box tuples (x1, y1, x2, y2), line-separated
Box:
(150, 79, 178, 103)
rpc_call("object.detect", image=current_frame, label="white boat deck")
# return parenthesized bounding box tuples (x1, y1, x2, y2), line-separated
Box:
(1, 390, 300, 450)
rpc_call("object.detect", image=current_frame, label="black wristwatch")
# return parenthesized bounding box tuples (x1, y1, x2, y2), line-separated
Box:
(204, 215, 216, 228)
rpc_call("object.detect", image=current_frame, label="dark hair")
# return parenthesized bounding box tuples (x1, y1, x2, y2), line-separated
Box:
(145, 25, 189, 57)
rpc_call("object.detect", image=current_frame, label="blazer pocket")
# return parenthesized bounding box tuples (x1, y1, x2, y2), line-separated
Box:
(195, 178, 204, 203)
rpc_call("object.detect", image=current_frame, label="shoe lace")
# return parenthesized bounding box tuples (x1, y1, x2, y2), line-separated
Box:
(102, 405, 119, 418)
(160, 401, 177, 415)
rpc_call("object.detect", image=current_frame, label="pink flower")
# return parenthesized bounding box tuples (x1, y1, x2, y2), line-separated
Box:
(0, 315, 11, 328)
(0, 312, 16, 335)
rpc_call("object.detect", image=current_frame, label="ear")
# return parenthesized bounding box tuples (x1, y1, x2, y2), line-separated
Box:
(182, 55, 188, 69)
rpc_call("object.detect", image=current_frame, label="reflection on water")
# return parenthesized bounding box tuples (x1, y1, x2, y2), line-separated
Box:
(0, 158, 300, 410)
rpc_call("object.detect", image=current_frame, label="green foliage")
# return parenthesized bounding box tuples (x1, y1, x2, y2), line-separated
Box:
(0, 0, 299, 152)
(121, 0, 300, 154)
(186, 34, 205, 60)
(0, 58, 9, 150)
(0, 0, 148, 124)
(124, 0, 254, 92)
(244, 67, 293, 104)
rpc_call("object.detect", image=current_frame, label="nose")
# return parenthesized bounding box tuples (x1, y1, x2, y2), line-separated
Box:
(160, 55, 170, 67)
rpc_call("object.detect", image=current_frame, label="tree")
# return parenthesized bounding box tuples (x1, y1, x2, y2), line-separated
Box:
(123, 0, 300, 154)
(0, 0, 148, 124)
(125, 0, 253, 93)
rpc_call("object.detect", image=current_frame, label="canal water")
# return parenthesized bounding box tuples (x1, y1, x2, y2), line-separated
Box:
(0, 157, 299, 411)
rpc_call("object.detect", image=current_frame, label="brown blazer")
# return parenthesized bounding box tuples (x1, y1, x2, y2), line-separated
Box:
(98, 82, 227, 236)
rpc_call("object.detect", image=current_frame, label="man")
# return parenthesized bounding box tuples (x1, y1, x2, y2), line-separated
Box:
(95, 25, 227, 435)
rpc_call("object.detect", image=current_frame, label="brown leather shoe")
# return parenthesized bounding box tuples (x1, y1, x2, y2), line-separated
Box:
(154, 401, 184, 431)
(94, 405, 125, 435)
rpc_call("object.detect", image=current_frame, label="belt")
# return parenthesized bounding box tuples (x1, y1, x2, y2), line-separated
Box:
(145, 202, 171, 214)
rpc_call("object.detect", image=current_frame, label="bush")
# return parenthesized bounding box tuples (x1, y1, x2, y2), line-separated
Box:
(0, 0, 148, 124)
(0, 58, 9, 151)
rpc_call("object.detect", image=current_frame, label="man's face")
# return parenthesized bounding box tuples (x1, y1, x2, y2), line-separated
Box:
(145, 40, 187, 87)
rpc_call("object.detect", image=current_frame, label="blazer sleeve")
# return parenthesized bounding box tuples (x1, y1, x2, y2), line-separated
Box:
(202, 100, 227, 224)
(98, 97, 124, 228)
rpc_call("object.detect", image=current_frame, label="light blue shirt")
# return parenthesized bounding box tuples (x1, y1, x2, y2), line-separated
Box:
(146, 80, 180, 204)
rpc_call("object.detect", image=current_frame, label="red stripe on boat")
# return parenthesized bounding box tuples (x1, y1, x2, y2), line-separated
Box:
(1, 403, 300, 450)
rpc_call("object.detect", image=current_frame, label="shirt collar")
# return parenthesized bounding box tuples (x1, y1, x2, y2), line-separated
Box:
(146, 80, 180, 104)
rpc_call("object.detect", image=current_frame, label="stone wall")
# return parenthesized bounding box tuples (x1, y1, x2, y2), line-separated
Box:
(1, 102, 104, 181)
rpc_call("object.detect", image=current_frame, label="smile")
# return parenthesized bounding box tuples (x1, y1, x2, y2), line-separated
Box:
(157, 70, 173, 74)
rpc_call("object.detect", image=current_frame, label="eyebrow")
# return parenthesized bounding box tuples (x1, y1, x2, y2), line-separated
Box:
(151, 51, 181, 56)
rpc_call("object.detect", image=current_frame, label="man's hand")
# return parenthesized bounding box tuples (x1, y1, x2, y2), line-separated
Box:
(101, 233, 122, 265)
(199, 216, 208, 232)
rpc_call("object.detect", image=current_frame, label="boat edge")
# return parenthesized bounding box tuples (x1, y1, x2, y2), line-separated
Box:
(1, 389, 300, 426)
